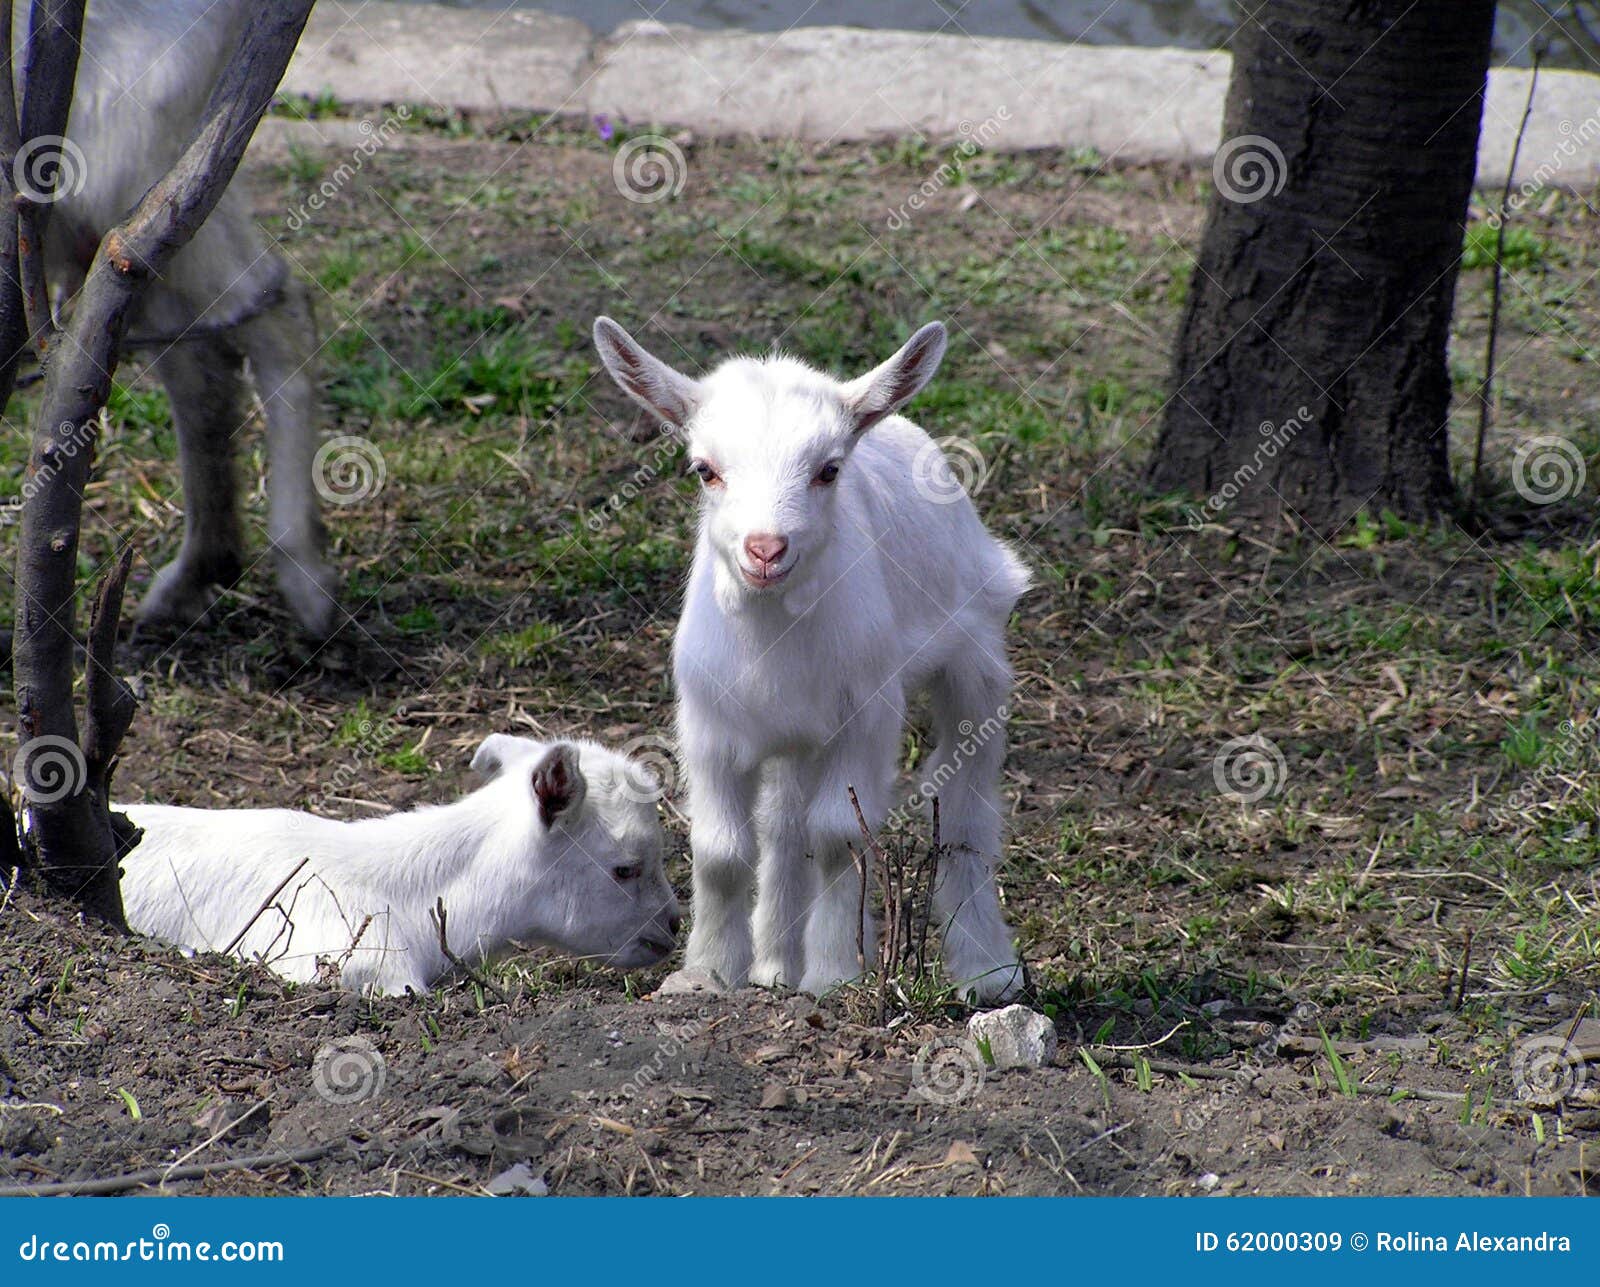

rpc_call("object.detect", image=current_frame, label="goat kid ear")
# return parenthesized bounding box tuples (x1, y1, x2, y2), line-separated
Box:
(841, 321, 948, 436)
(592, 316, 703, 433)
(469, 733, 520, 778)
(531, 743, 587, 828)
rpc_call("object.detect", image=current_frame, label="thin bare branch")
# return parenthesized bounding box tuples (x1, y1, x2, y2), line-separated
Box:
(222, 857, 309, 958)
(430, 897, 512, 1006)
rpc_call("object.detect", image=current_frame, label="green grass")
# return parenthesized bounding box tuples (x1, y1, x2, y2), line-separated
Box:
(479, 621, 562, 666)
(1462, 220, 1551, 272)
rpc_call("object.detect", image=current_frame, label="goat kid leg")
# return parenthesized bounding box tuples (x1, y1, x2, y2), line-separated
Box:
(927, 656, 1023, 1003)
(799, 710, 899, 996)
(239, 273, 338, 639)
(750, 759, 814, 988)
(140, 333, 248, 629)
(665, 743, 759, 993)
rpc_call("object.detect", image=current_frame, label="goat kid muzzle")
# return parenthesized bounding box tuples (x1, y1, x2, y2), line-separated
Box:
(739, 531, 792, 589)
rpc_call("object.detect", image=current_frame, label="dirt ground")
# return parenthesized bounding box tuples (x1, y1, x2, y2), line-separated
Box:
(2, 109, 1600, 1196)
(1, 882, 1591, 1196)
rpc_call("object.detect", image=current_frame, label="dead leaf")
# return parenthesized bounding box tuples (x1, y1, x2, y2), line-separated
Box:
(750, 1043, 791, 1064)
(760, 1083, 794, 1110)
(943, 1140, 981, 1167)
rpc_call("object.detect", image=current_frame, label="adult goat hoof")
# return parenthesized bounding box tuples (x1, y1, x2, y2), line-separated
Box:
(275, 554, 341, 641)
(137, 560, 231, 632)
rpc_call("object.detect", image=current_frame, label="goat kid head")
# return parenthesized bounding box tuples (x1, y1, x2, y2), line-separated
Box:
(593, 317, 947, 606)
(469, 733, 680, 969)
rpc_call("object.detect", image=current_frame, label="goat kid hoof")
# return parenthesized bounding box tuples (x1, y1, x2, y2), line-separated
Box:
(955, 962, 1026, 1005)
(749, 963, 799, 990)
(799, 971, 864, 998)
(655, 968, 729, 997)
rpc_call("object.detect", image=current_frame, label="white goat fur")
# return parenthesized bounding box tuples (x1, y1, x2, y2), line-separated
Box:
(118, 736, 680, 995)
(594, 318, 1029, 1001)
(14, 0, 336, 635)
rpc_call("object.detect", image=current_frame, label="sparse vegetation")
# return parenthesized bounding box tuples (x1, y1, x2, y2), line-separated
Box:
(1, 109, 1597, 1196)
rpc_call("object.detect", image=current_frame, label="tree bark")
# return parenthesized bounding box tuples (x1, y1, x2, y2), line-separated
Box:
(11, 1, 87, 355)
(0, 1, 31, 414)
(12, 1, 316, 921)
(1148, 0, 1497, 529)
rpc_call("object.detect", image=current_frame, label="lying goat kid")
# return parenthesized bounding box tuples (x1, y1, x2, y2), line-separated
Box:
(119, 736, 680, 994)
(594, 317, 1028, 1002)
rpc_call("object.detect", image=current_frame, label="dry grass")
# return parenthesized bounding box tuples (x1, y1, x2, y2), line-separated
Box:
(2, 103, 1598, 1086)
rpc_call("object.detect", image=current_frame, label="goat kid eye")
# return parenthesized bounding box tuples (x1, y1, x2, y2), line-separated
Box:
(690, 461, 721, 487)
(812, 461, 842, 486)
(612, 865, 641, 882)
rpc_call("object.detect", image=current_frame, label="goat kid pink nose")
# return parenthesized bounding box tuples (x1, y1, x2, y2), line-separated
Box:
(743, 533, 789, 566)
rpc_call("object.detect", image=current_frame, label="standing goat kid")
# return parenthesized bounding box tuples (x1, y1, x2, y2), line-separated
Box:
(594, 318, 1028, 1002)
(119, 735, 680, 995)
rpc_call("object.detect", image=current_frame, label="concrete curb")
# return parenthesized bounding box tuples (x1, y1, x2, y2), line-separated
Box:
(282, 1, 1600, 190)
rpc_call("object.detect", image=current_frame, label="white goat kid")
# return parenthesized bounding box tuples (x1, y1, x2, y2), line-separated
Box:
(594, 317, 1029, 1002)
(119, 736, 680, 995)
(16, 0, 337, 636)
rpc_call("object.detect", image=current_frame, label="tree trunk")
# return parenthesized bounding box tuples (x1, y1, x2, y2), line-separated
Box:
(0, 2, 33, 416)
(1149, 0, 1497, 529)
(12, 1, 316, 922)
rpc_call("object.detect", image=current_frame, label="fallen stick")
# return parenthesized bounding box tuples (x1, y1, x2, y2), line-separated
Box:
(0, 1140, 342, 1197)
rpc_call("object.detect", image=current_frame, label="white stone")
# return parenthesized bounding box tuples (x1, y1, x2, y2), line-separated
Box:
(968, 1005, 1058, 1070)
